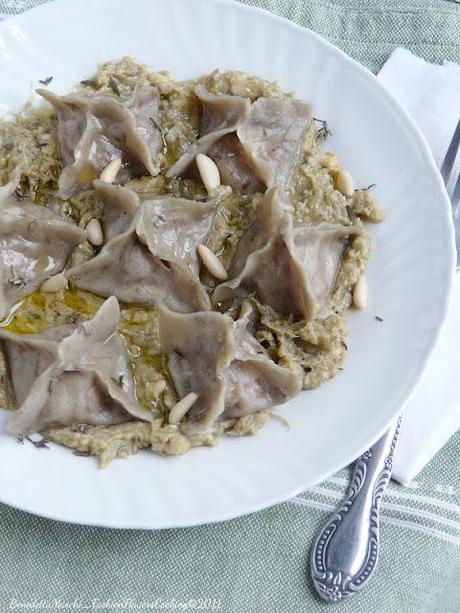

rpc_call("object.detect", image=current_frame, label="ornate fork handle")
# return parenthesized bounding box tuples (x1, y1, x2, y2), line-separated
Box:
(310, 415, 402, 602)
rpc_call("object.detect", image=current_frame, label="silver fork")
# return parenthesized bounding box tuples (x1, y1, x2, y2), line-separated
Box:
(310, 120, 460, 602)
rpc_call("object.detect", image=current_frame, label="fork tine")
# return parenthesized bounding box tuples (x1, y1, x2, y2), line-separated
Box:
(451, 171, 460, 208)
(441, 119, 460, 185)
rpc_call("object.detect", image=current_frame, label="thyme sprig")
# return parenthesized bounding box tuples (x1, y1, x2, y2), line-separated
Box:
(313, 117, 332, 141)
(38, 76, 53, 86)
(355, 183, 376, 192)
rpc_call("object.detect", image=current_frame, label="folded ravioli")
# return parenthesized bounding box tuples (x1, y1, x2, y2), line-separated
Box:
(237, 96, 311, 188)
(66, 182, 214, 312)
(38, 86, 162, 198)
(207, 133, 265, 194)
(0, 172, 87, 320)
(1, 297, 150, 435)
(214, 188, 358, 320)
(167, 86, 264, 193)
(159, 303, 302, 431)
(168, 88, 310, 193)
(167, 86, 249, 176)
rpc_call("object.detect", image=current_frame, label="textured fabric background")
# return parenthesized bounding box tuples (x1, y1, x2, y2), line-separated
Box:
(0, 1, 459, 612)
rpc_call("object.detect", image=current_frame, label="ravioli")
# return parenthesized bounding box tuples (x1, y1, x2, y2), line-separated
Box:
(1, 297, 150, 435)
(168, 88, 311, 195)
(214, 188, 358, 320)
(38, 86, 162, 198)
(159, 303, 302, 432)
(237, 96, 311, 189)
(0, 171, 87, 319)
(167, 86, 251, 181)
(66, 182, 213, 312)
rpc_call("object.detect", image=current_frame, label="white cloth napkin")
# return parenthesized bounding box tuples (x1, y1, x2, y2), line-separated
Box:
(378, 48, 460, 485)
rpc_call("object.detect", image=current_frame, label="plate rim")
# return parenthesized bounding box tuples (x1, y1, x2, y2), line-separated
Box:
(0, 0, 455, 529)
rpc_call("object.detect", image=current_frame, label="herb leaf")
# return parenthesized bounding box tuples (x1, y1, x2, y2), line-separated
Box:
(346, 204, 357, 222)
(80, 79, 98, 89)
(149, 116, 160, 129)
(38, 76, 53, 86)
(109, 77, 120, 96)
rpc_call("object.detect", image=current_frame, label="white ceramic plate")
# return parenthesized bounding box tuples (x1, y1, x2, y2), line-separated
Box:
(0, 0, 454, 529)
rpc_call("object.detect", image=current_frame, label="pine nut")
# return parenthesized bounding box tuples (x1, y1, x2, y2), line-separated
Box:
(196, 153, 221, 193)
(353, 274, 367, 309)
(100, 157, 122, 184)
(152, 380, 166, 397)
(86, 218, 104, 246)
(41, 273, 68, 293)
(230, 84, 251, 97)
(319, 153, 337, 170)
(197, 244, 228, 281)
(336, 169, 355, 197)
(168, 392, 198, 424)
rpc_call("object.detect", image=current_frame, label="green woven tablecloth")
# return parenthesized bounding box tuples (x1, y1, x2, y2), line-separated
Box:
(0, 1, 459, 612)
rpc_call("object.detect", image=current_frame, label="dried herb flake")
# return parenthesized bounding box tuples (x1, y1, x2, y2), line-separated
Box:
(80, 79, 98, 89)
(65, 311, 81, 324)
(355, 183, 377, 192)
(71, 423, 90, 434)
(346, 204, 357, 222)
(109, 77, 120, 96)
(313, 117, 332, 141)
(149, 116, 160, 129)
